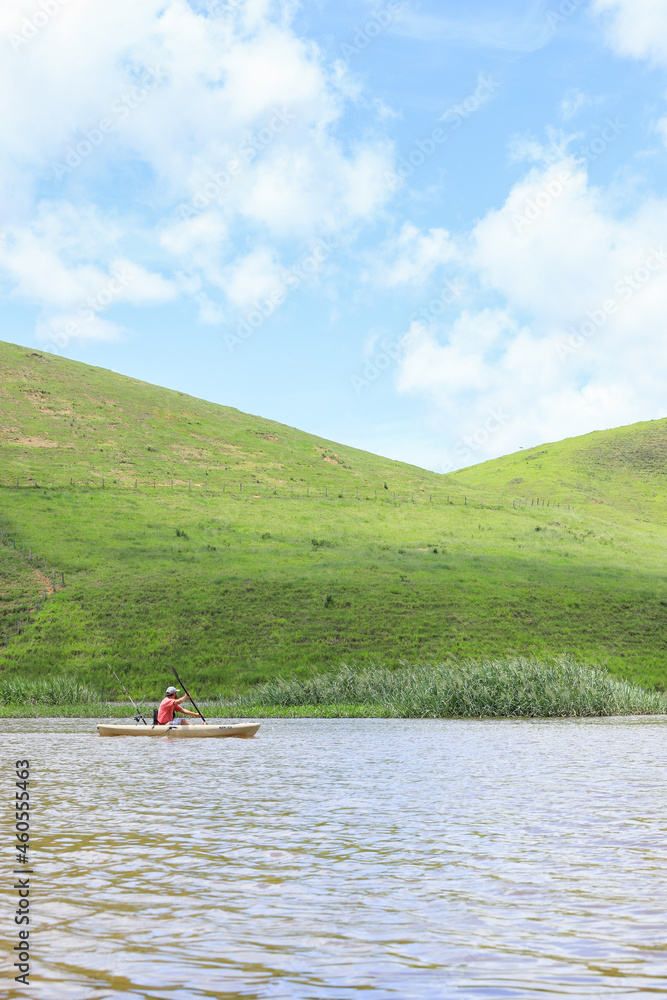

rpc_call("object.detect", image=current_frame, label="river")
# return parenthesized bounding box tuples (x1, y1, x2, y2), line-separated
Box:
(2, 716, 666, 998)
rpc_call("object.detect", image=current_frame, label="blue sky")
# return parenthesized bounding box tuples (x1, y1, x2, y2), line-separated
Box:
(2, 0, 666, 471)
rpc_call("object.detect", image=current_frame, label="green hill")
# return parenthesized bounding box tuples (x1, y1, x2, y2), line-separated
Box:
(1, 340, 666, 696)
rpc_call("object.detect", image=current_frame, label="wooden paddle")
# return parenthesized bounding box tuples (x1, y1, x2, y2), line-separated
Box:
(169, 664, 207, 724)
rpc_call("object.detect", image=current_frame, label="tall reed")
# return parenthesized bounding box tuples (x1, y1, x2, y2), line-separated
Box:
(227, 656, 666, 718)
(0, 676, 101, 706)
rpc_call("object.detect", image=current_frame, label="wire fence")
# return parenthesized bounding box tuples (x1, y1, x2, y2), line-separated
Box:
(0, 476, 575, 510)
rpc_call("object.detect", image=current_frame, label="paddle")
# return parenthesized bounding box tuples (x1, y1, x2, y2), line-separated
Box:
(169, 664, 207, 724)
(102, 657, 148, 724)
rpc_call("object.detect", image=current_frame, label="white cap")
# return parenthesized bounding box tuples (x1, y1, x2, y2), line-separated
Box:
(166, 685, 179, 695)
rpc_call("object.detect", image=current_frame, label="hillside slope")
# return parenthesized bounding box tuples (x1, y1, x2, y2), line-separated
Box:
(0, 341, 444, 496)
(1, 341, 666, 695)
(449, 419, 667, 526)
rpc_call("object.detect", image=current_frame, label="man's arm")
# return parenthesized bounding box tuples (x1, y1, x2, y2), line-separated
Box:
(175, 694, 207, 723)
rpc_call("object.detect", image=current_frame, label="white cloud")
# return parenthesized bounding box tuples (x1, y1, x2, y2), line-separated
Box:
(394, 8, 553, 53)
(395, 155, 667, 470)
(0, 204, 176, 345)
(366, 223, 459, 288)
(0, 0, 396, 337)
(559, 89, 602, 121)
(218, 246, 284, 308)
(593, 0, 667, 66)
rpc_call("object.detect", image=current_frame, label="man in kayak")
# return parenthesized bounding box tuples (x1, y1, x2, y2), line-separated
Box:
(157, 685, 205, 725)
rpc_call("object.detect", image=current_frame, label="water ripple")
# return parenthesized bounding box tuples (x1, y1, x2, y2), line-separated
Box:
(2, 717, 666, 998)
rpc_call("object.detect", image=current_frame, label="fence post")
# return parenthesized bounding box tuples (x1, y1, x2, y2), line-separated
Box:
(393, 491, 395, 499)
(325, 487, 327, 497)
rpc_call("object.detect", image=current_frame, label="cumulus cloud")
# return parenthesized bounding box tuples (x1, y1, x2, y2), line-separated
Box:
(395, 153, 667, 470)
(0, 0, 396, 341)
(0, 204, 176, 346)
(593, 0, 667, 66)
(365, 223, 459, 287)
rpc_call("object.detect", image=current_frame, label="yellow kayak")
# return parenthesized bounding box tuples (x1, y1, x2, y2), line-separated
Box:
(97, 722, 260, 738)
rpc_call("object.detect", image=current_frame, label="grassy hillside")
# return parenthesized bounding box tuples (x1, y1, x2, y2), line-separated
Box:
(449, 419, 667, 527)
(1, 340, 666, 697)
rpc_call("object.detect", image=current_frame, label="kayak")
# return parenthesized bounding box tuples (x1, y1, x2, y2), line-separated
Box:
(97, 722, 260, 738)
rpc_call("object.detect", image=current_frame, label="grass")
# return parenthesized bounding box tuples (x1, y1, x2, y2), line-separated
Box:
(1, 339, 666, 700)
(225, 657, 667, 717)
(2, 658, 664, 718)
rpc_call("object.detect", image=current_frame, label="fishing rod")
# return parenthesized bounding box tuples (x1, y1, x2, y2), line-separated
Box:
(102, 657, 148, 725)
(169, 664, 207, 724)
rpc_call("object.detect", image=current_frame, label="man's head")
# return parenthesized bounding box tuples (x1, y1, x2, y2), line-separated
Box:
(166, 685, 179, 696)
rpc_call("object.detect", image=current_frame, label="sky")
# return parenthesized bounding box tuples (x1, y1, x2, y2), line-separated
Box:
(1, 0, 667, 472)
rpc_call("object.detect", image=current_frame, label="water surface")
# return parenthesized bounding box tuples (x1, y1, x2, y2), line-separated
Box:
(2, 717, 666, 998)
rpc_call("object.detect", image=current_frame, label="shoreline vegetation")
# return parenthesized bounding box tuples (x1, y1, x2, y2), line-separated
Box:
(2, 658, 665, 719)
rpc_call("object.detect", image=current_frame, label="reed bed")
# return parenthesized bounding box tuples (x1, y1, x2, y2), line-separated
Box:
(0, 676, 102, 706)
(2, 657, 664, 718)
(226, 656, 666, 718)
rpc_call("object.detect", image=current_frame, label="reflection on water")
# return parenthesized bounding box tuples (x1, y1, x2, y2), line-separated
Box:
(2, 717, 667, 999)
